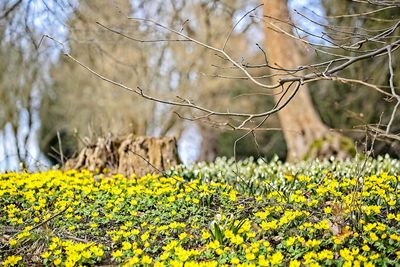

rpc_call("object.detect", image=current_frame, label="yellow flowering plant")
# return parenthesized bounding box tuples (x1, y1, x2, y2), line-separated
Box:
(0, 156, 399, 266)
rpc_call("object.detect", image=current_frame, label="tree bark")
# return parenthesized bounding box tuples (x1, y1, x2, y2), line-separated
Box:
(198, 126, 218, 162)
(65, 135, 179, 177)
(263, 0, 351, 161)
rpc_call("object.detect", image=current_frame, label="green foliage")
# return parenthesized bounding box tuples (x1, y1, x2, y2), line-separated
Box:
(216, 130, 287, 160)
(303, 135, 356, 160)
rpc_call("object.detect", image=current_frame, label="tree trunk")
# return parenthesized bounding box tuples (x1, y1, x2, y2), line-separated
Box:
(263, 0, 352, 161)
(65, 134, 179, 177)
(198, 126, 218, 162)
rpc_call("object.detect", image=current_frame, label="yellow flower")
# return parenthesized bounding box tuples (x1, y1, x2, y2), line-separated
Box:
(369, 253, 380, 260)
(289, 260, 301, 267)
(130, 210, 138, 216)
(229, 190, 237, 201)
(122, 241, 132, 250)
(131, 229, 140, 235)
(247, 231, 256, 238)
(112, 250, 123, 258)
(90, 246, 104, 257)
(154, 261, 165, 267)
(175, 246, 190, 262)
(351, 248, 359, 256)
(231, 257, 240, 264)
(318, 249, 334, 260)
(333, 237, 342, 245)
(53, 258, 62, 266)
(141, 232, 150, 242)
(315, 220, 330, 230)
(231, 235, 244, 245)
(216, 248, 224, 255)
(270, 251, 284, 265)
(255, 211, 270, 220)
(387, 199, 396, 206)
(134, 248, 143, 255)
(258, 255, 269, 266)
(305, 239, 321, 248)
(3, 255, 22, 266)
(324, 207, 332, 214)
(376, 223, 386, 231)
(370, 232, 379, 242)
(178, 232, 188, 240)
(169, 260, 183, 267)
(16, 231, 30, 239)
(364, 223, 376, 232)
(286, 237, 296, 247)
(163, 241, 178, 251)
(206, 240, 220, 250)
(355, 255, 366, 262)
(141, 255, 152, 264)
(82, 250, 92, 259)
(160, 252, 170, 260)
(340, 248, 354, 261)
(245, 252, 256, 261)
(128, 256, 140, 265)
(260, 220, 278, 231)
(169, 222, 179, 229)
(297, 236, 305, 244)
(41, 251, 51, 259)
(362, 245, 370, 252)
(9, 239, 17, 246)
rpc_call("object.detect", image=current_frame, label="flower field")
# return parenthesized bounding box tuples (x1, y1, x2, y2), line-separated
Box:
(1, 156, 399, 266)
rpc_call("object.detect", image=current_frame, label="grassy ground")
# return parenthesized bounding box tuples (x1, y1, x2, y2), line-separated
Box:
(1, 156, 399, 266)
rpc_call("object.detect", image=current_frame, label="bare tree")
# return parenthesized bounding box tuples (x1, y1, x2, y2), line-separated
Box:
(40, 0, 154, 160)
(50, 0, 400, 161)
(42, 0, 265, 162)
(0, 0, 52, 169)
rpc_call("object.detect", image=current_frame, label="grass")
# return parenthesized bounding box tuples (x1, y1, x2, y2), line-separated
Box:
(0, 156, 399, 266)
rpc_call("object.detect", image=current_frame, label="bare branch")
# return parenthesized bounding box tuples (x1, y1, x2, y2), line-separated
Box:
(386, 45, 400, 134)
(0, 0, 23, 20)
(222, 4, 263, 51)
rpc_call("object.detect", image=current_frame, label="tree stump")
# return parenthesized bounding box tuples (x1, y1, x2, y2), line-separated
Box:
(65, 134, 179, 177)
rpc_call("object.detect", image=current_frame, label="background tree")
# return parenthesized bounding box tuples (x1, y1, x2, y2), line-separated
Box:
(308, 0, 400, 156)
(0, 0, 51, 169)
(78, 0, 397, 161)
(1, 0, 399, 171)
(263, 0, 353, 161)
(40, 0, 154, 162)
(40, 0, 273, 163)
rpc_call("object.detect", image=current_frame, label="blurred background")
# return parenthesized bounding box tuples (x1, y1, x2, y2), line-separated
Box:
(0, 0, 399, 172)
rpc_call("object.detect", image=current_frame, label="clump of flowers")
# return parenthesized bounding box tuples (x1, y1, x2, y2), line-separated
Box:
(0, 156, 399, 266)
